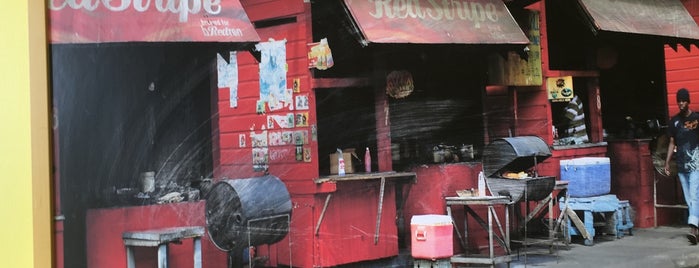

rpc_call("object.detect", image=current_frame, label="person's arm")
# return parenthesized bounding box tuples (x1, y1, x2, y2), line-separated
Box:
(665, 136, 676, 176)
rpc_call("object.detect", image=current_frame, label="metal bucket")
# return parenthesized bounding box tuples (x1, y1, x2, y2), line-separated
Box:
(205, 175, 292, 251)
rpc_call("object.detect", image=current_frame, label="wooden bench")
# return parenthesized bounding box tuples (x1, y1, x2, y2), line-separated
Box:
(122, 226, 205, 268)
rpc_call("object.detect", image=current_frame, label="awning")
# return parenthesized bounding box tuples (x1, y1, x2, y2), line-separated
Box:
(342, 0, 529, 45)
(49, 0, 260, 44)
(576, 0, 699, 42)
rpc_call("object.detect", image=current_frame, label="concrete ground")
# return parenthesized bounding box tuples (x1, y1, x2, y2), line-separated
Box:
(344, 225, 699, 268)
(506, 225, 699, 268)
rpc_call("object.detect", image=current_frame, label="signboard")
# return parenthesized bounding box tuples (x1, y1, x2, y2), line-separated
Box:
(342, 0, 529, 44)
(578, 0, 699, 40)
(487, 10, 542, 86)
(49, 0, 260, 43)
(547, 76, 574, 102)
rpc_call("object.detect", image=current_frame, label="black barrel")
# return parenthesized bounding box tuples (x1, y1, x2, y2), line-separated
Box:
(205, 175, 292, 251)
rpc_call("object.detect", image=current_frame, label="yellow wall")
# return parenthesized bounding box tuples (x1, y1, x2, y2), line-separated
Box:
(0, 1, 52, 267)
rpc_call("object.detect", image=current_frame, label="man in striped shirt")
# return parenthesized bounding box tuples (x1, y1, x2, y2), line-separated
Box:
(563, 94, 589, 145)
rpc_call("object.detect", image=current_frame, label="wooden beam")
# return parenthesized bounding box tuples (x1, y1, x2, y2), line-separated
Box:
(505, 0, 541, 9)
(312, 77, 370, 89)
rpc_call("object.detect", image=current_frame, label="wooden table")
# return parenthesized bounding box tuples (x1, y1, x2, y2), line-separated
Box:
(445, 196, 514, 267)
(314, 171, 416, 244)
(122, 226, 205, 268)
(513, 180, 570, 252)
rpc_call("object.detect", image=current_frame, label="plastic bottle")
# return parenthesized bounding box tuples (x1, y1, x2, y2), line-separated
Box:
(478, 171, 486, 196)
(337, 148, 345, 176)
(364, 147, 372, 173)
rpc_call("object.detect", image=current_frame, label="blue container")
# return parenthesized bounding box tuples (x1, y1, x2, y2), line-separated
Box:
(560, 157, 611, 197)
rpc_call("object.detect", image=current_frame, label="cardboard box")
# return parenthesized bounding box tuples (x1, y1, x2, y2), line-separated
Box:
(329, 148, 356, 175)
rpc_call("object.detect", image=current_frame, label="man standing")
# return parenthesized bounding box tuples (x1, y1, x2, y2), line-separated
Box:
(665, 88, 699, 245)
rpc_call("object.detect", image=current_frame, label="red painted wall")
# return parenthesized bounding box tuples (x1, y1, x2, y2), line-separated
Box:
(666, 1, 699, 117)
(608, 140, 682, 228)
(657, 0, 699, 229)
(215, 0, 316, 182)
(315, 182, 398, 266)
(86, 202, 227, 268)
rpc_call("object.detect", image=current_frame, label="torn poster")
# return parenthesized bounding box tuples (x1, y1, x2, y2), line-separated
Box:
(268, 114, 294, 129)
(256, 40, 291, 111)
(250, 130, 268, 148)
(217, 51, 239, 108)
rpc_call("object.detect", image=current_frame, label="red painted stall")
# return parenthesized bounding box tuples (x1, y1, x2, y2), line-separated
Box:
(212, 0, 533, 267)
(48, 1, 261, 267)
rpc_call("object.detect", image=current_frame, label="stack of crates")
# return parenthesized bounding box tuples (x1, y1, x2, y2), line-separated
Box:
(560, 157, 633, 245)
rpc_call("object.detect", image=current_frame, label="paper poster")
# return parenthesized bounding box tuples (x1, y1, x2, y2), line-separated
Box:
(282, 131, 293, 145)
(295, 112, 309, 127)
(308, 38, 334, 70)
(295, 95, 309, 110)
(268, 131, 280, 146)
(293, 130, 308, 145)
(286, 113, 295, 127)
(293, 78, 301, 93)
(268, 115, 294, 129)
(256, 40, 292, 110)
(267, 116, 275, 129)
(252, 148, 269, 172)
(239, 134, 246, 148)
(295, 145, 303, 161)
(256, 100, 266, 114)
(217, 51, 239, 108)
(250, 130, 268, 148)
(303, 147, 312, 162)
(547, 76, 574, 102)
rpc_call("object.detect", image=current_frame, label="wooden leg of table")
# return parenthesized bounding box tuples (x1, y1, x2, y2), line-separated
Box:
(158, 243, 168, 268)
(464, 206, 469, 252)
(488, 205, 494, 259)
(126, 246, 135, 268)
(549, 193, 554, 241)
(194, 237, 202, 268)
(374, 177, 386, 245)
(447, 206, 467, 251)
(506, 204, 510, 253)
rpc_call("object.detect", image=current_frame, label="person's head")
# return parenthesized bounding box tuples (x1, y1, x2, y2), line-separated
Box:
(677, 88, 691, 112)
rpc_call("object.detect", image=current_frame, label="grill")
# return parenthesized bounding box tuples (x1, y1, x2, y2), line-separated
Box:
(482, 136, 556, 202)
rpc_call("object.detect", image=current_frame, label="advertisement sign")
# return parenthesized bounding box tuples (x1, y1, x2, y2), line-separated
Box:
(547, 76, 574, 102)
(342, 0, 528, 44)
(49, 0, 260, 43)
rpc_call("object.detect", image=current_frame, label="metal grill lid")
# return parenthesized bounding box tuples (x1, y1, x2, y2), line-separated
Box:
(482, 136, 552, 177)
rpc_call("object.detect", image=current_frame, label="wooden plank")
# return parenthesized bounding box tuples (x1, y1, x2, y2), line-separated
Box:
(565, 208, 591, 240)
(314, 171, 416, 183)
(123, 226, 204, 241)
(445, 196, 511, 206)
(312, 78, 371, 89)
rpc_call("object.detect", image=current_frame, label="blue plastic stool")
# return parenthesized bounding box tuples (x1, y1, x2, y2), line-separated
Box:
(616, 200, 634, 238)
